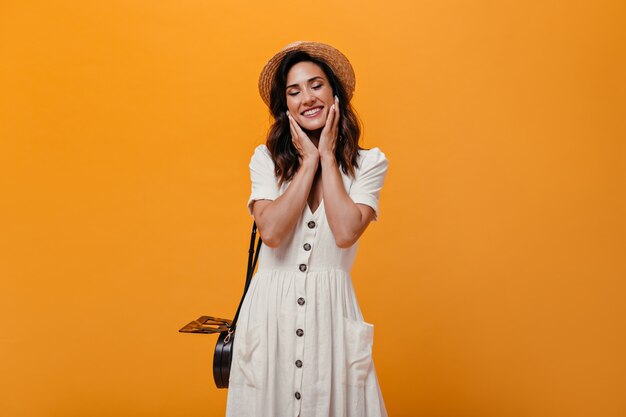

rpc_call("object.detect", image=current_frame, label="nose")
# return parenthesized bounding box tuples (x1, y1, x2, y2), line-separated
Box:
(301, 88, 317, 105)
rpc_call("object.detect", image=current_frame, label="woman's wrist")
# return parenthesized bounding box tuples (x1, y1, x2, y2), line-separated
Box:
(300, 154, 320, 170)
(319, 150, 337, 166)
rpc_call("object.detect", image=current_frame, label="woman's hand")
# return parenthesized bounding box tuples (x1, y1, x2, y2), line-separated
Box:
(318, 95, 340, 162)
(287, 111, 319, 164)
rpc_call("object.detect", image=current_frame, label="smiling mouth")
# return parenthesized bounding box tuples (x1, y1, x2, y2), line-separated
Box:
(301, 106, 323, 117)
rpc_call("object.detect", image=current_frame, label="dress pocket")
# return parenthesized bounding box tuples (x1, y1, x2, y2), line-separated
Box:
(233, 324, 263, 388)
(342, 316, 374, 387)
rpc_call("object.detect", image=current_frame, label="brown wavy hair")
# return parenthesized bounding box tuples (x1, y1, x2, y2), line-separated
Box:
(265, 51, 363, 186)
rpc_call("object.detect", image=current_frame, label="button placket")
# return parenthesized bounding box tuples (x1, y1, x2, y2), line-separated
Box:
(293, 216, 317, 415)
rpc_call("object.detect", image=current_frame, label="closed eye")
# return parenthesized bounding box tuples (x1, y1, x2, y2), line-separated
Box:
(287, 82, 324, 97)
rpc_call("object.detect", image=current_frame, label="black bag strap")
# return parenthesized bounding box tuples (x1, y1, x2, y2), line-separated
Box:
(230, 221, 262, 331)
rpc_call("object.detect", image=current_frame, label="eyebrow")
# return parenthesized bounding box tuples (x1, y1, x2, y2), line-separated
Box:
(286, 76, 325, 90)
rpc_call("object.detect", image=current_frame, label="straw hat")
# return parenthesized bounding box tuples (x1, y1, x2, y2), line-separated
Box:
(258, 41, 356, 107)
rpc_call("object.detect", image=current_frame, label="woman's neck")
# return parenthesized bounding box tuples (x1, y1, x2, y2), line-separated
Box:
(304, 128, 322, 146)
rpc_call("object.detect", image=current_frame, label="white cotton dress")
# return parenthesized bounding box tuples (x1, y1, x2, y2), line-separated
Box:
(225, 144, 389, 417)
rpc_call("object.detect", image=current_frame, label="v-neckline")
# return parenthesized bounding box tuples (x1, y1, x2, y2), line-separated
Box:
(306, 199, 324, 217)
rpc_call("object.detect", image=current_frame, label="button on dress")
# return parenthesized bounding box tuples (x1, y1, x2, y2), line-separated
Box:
(225, 144, 389, 417)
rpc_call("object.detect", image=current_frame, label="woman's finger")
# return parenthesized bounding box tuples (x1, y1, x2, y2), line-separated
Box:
(291, 115, 308, 139)
(333, 95, 340, 132)
(287, 112, 299, 148)
(324, 98, 338, 140)
(320, 104, 335, 141)
(326, 103, 335, 132)
(287, 111, 317, 158)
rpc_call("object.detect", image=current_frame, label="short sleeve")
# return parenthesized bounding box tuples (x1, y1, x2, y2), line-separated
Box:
(247, 145, 280, 216)
(349, 147, 389, 221)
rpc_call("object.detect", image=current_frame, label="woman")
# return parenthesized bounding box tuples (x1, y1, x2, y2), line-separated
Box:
(225, 41, 389, 417)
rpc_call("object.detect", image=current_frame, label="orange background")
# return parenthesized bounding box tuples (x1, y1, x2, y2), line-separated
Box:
(1, 1, 625, 416)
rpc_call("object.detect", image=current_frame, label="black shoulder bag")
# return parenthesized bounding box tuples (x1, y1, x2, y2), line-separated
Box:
(179, 221, 262, 389)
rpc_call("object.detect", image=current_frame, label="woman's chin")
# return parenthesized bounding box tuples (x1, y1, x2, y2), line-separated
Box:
(303, 128, 324, 137)
(300, 120, 325, 132)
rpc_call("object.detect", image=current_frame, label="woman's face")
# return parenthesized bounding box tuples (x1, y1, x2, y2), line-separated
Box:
(285, 61, 335, 132)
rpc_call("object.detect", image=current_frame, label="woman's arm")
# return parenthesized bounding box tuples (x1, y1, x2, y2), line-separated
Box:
(314, 95, 376, 248)
(252, 111, 321, 248)
(252, 156, 318, 248)
(320, 156, 376, 248)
